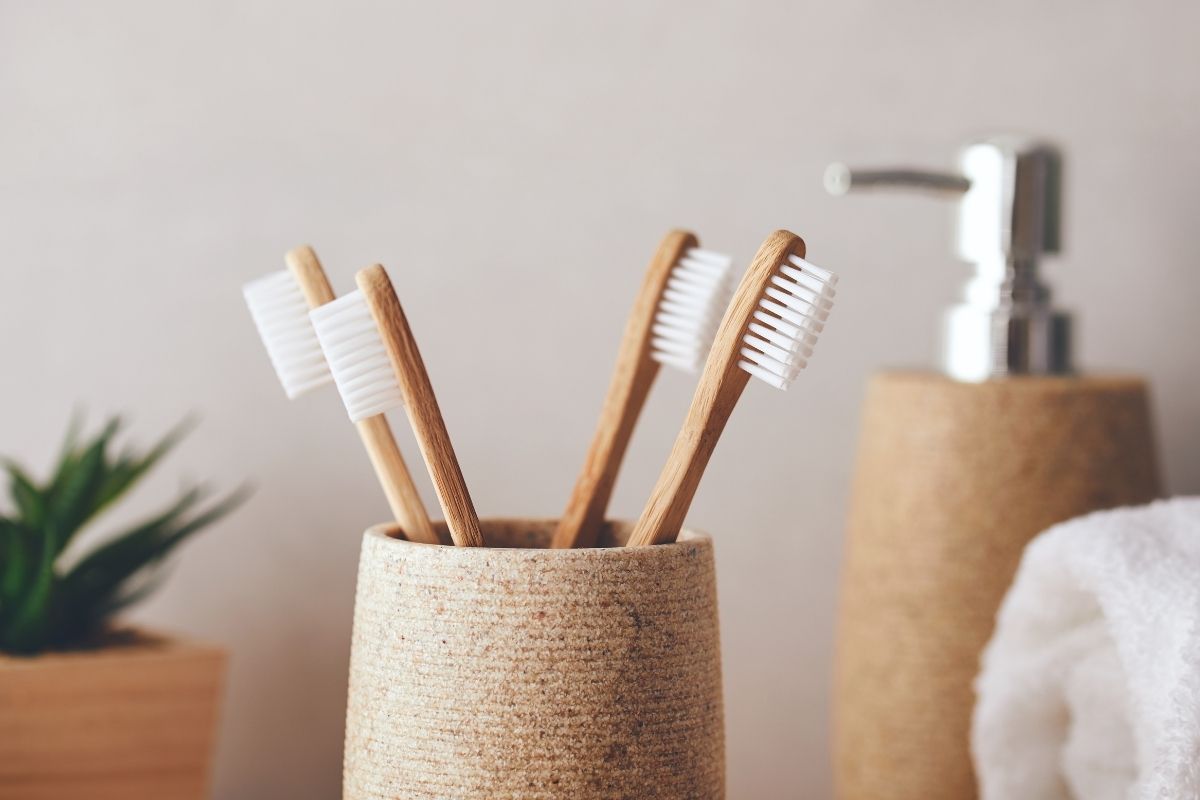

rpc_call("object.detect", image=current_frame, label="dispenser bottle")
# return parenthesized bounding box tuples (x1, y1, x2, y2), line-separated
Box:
(828, 137, 1161, 800)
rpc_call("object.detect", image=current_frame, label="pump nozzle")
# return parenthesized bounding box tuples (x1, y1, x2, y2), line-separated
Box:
(826, 136, 1071, 382)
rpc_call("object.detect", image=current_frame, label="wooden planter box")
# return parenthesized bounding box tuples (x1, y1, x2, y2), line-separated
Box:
(0, 631, 225, 800)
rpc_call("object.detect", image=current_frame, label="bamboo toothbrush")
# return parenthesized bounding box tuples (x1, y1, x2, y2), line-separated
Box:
(242, 246, 439, 545)
(626, 229, 837, 547)
(551, 230, 734, 549)
(309, 264, 485, 547)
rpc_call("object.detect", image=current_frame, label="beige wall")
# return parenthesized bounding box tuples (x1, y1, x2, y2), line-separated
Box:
(2, 1, 1197, 797)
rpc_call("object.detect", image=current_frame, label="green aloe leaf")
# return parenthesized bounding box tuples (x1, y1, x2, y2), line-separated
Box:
(5, 463, 45, 531)
(92, 417, 195, 517)
(47, 411, 96, 496)
(58, 569, 170, 645)
(45, 419, 119, 554)
(1, 524, 58, 653)
(59, 488, 204, 604)
(59, 484, 249, 625)
(0, 519, 31, 609)
(56, 410, 83, 464)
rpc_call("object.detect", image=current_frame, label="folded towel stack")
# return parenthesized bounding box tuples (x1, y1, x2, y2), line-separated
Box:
(973, 497, 1200, 800)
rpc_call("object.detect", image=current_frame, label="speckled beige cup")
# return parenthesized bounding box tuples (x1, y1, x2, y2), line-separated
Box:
(343, 518, 724, 800)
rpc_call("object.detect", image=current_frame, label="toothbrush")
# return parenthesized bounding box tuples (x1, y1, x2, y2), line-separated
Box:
(551, 230, 734, 549)
(626, 229, 837, 546)
(242, 246, 439, 545)
(310, 264, 485, 548)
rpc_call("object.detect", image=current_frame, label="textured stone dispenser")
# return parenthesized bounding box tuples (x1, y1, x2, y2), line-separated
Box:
(834, 373, 1159, 799)
(827, 138, 1162, 798)
(343, 519, 725, 799)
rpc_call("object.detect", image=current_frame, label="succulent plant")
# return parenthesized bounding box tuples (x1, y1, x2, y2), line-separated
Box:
(0, 416, 248, 654)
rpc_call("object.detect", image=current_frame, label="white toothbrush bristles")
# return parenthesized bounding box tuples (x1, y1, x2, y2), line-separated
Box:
(309, 290, 405, 422)
(738, 254, 837, 391)
(650, 247, 735, 372)
(243, 270, 332, 399)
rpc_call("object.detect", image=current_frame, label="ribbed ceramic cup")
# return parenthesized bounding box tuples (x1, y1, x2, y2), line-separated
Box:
(343, 518, 725, 800)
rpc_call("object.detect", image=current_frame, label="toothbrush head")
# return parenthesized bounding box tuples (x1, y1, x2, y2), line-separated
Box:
(650, 247, 736, 373)
(243, 270, 333, 399)
(309, 290, 404, 422)
(737, 243, 837, 391)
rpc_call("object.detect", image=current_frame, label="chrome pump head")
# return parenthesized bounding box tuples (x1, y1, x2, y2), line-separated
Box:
(825, 136, 1070, 382)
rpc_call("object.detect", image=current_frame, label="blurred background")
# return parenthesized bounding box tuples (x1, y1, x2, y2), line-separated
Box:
(2, 0, 1197, 796)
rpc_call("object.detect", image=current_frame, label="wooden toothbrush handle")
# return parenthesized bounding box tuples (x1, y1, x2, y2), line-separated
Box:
(357, 264, 485, 548)
(354, 416, 440, 544)
(627, 230, 805, 546)
(626, 363, 750, 546)
(285, 244, 338, 307)
(552, 230, 697, 549)
(286, 246, 438, 545)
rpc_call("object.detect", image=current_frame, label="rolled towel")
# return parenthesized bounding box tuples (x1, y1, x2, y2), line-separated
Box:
(972, 497, 1200, 800)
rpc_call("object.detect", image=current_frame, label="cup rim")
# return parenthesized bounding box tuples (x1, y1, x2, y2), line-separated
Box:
(365, 517, 711, 556)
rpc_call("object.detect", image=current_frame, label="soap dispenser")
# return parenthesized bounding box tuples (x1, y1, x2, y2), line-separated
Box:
(828, 137, 1161, 800)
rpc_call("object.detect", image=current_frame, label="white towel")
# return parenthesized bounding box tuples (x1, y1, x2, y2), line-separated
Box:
(972, 497, 1200, 800)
